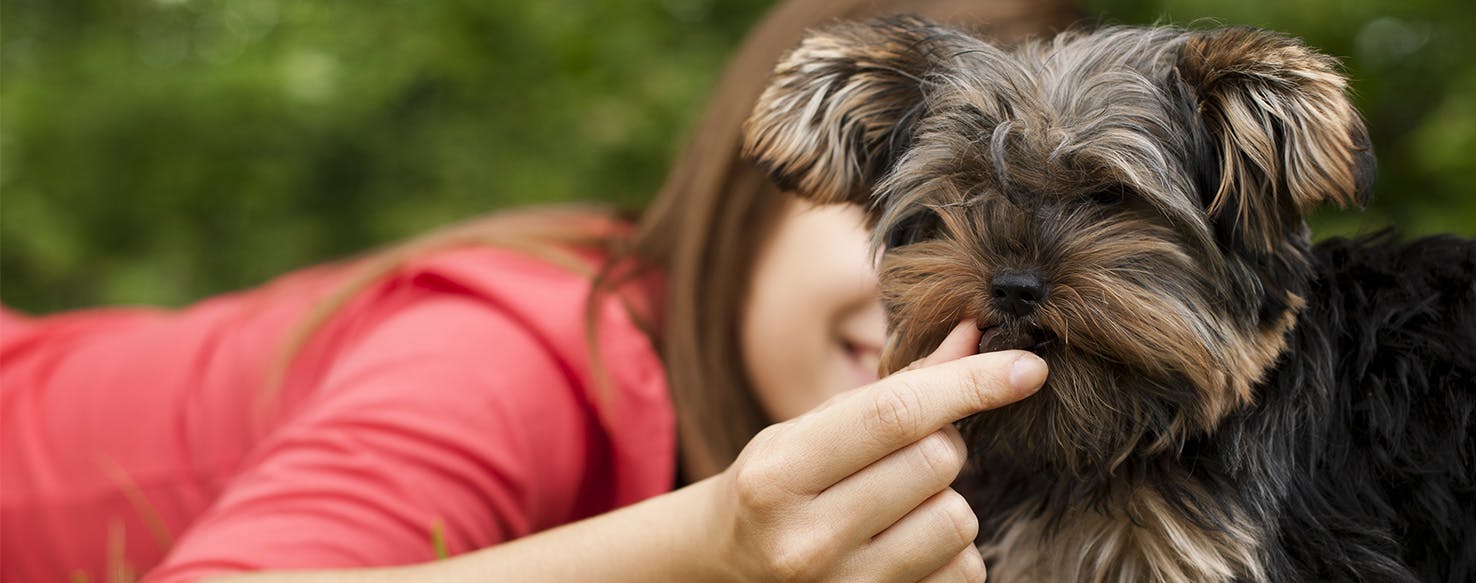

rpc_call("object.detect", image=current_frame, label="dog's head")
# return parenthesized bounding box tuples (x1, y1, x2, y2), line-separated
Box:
(743, 18, 1374, 475)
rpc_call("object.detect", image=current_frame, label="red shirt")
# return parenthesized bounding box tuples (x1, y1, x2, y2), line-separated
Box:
(0, 244, 673, 582)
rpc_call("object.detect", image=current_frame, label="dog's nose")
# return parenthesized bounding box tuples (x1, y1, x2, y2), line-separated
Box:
(991, 269, 1048, 318)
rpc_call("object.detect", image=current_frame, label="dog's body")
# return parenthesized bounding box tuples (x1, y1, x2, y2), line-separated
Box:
(971, 231, 1476, 582)
(743, 18, 1476, 582)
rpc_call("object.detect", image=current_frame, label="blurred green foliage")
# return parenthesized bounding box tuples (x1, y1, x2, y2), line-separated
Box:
(1088, 0, 1476, 240)
(3, 0, 1473, 313)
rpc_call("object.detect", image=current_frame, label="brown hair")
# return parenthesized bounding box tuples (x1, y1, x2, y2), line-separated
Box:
(274, 0, 1083, 481)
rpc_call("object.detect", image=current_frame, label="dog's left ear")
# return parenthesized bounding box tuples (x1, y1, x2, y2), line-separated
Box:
(1176, 27, 1376, 251)
(743, 16, 973, 207)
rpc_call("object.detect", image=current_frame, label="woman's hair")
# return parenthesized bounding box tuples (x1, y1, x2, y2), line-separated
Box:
(275, 0, 1082, 481)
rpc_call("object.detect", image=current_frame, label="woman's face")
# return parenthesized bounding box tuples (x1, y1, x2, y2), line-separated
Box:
(742, 199, 887, 421)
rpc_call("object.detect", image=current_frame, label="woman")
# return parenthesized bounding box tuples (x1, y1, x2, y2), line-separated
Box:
(0, 0, 1080, 581)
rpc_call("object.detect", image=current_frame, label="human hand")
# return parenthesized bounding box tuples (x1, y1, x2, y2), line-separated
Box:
(706, 321, 1048, 582)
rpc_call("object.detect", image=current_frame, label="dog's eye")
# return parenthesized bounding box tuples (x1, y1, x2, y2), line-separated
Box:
(884, 211, 942, 249)
(1088, 186, 1131, 206)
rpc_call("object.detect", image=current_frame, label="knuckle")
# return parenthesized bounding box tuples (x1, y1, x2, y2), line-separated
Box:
(916, 432, 965, 481)
(962, 549, 988, 582)
(765, 534, 837, 582)
(939, 490, 980, 547)
(946, 427, 970, 464)
(869, 388, 922, 443)
(732, 424, 805, 513)
(958, 366, 1000, 410)
(733, 461, 784, 512)
(749, 423, 788, 450)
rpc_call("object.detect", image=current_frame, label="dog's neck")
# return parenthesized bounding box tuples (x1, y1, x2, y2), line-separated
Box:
(978, 482, 1269, 583)
(967, 345, 1314, 583)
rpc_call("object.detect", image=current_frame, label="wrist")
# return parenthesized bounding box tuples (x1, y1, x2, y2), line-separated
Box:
(665, 474, 746, 583)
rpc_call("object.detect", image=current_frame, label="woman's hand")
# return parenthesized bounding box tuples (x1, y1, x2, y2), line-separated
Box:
(707, 321, 1048, 582)
(206, 322, 1044, 583)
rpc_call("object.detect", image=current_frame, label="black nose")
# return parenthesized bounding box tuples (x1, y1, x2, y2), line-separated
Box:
(991, 269, 1048, 318)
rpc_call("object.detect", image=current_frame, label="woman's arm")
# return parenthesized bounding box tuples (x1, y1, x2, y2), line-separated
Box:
(209, 322, 1047, 583)
(212, 474, 726, 582)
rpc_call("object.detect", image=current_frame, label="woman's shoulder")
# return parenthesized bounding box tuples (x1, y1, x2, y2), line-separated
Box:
(348, 208, 665, 363)
(283, 240, 676, 507)
(392, 239, 665, 372)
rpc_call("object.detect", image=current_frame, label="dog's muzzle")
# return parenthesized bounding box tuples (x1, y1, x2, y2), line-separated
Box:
(981, 269, 1056, 353)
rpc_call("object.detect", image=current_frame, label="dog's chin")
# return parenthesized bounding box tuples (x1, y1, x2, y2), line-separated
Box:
(964, 327, 1151, 476)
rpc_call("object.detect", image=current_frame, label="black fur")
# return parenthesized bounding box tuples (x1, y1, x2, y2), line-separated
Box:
(1264, 232, 1476, 581)
(963, 231, 1476, 582)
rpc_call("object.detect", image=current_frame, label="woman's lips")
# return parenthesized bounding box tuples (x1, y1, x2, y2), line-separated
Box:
(843, 340, 882, 386)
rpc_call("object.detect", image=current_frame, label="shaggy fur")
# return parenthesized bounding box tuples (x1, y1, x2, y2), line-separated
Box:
(743, 17, 1476, 582)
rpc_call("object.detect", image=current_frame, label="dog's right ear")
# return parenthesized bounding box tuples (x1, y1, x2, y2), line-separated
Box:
(742, 16, 964, 206)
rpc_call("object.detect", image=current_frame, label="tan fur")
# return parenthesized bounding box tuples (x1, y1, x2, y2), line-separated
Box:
(1215, 292, 1306, 419)
(981, 486, 1268, 583)
(743, 18, 987, 206)
(1178, 28, 1371, 251)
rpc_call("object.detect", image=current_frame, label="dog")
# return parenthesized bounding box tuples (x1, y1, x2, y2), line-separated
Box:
(742, 17, 1476, 582)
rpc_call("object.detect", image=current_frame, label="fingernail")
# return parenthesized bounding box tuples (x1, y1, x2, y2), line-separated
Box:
(1008, 352, 1048, 393)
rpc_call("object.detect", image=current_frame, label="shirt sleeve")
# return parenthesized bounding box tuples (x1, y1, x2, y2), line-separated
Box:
(144, 292, 594, 582)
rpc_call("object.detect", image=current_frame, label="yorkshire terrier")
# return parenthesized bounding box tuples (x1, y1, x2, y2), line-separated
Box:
(743, 17, 1475, 582)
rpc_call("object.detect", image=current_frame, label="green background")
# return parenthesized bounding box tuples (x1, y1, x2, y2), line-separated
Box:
(3, 0, 1473, 314)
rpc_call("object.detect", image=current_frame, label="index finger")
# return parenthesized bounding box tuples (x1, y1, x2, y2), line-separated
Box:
(793, 346, 1047, 493)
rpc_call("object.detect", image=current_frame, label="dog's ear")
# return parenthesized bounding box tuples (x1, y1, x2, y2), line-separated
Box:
(743, 16, 965, 206)
(1176, 27, 1376, 251)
